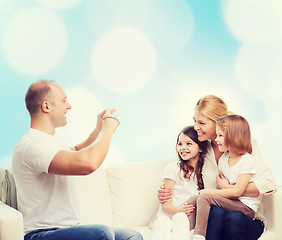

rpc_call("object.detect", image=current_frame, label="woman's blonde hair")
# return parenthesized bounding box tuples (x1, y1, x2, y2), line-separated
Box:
(195, 95, 231, 121)
(217, 115, 252, 155)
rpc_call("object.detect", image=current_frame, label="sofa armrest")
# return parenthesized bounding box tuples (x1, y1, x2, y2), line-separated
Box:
(262, 186, 282, 237)
(0, 201, 24, 240)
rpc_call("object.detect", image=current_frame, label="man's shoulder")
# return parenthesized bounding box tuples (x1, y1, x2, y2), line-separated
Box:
(13, 129, 63, 164)
(14, 129, 44, 153)
(16, 129, 64, 148)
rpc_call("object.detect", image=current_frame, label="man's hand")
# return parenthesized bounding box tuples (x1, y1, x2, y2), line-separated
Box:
(158, 185, 172, 204)
(181, 203, 195, 216)
(102, 109, 120, 133)
(95, 110, 107, 132)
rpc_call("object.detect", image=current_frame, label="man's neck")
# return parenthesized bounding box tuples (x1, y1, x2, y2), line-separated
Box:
(30, 118, 55, 135)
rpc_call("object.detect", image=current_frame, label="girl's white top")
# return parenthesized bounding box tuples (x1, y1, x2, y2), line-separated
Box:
(202, 139, 276, 227)
(218, 153, 261, 212)
(162, 162, 199, 207)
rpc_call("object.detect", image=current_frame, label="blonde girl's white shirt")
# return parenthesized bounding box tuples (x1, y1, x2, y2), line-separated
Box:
(202, 140, 274, 227)
(12, 128, 79, 234)
(162, 162, 199, 207)
(218, 153, 261, 212)
(202, 139, 276, 194)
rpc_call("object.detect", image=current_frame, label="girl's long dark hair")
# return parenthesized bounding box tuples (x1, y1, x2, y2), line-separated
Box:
(176, 126, 207, 190)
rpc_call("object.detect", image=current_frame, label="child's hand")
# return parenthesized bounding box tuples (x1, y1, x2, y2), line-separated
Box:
(181, 203, 195, 216)
(216, 172, 230, 189)
(158, 185, 172, 204)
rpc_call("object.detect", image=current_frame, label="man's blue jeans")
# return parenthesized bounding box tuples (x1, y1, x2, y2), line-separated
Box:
(206, 206, 264, 240)
(24, 225, 143, 240)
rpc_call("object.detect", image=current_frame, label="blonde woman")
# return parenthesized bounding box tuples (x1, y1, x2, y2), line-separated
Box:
(158, 95, 276, 240)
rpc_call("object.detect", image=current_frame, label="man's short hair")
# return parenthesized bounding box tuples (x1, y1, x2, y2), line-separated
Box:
(25, 80, 55, 115)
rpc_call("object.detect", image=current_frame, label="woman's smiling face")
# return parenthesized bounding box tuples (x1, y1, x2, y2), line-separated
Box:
(193, 111, 217, 142)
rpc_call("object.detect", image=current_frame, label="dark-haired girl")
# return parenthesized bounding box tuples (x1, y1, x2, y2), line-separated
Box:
(151, 126, 207, 240)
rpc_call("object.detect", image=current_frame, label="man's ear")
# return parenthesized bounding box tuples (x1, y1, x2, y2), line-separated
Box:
(41, 101, 50, 113)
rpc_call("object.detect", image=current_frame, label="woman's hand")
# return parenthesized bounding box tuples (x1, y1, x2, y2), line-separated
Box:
(158, 185, 172, 204)
(199, 189, 218, 195)
(181, 203, 195, 216)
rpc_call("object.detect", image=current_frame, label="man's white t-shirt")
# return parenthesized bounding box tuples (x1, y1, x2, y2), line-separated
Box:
(218, 153, 261, 212)
(12, 128, 79, 234)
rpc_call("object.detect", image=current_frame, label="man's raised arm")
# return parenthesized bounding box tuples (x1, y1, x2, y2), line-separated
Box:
(48, 109, 119, 175)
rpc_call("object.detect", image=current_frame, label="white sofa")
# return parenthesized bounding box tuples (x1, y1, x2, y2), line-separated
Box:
(0, 157, 281, 240)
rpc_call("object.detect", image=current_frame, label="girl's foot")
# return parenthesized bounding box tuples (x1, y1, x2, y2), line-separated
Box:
(192, 234, 205, 240)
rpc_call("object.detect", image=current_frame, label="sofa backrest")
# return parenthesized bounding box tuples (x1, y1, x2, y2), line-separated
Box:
(0, 166, 114, 226)
(106, 158, 176, 227)
(261, 187, 282, 232)
(73, 166, 113, 226)
(1, 160, 279, 231)
(1, 167, 17, 209)
(0, 167, 4, 201)
(0, 158, 177, 228)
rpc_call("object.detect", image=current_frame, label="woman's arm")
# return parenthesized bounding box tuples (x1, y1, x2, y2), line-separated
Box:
(251, 139, 276, 195)
(161, 179, 183, 215)
(202, 173, 252, 199)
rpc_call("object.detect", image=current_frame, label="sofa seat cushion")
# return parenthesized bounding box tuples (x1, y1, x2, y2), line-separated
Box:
(258, 230, 276, 239)
(131, 226, 152, 240)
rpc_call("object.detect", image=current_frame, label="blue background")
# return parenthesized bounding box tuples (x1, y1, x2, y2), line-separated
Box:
(0, 0, 281, 185)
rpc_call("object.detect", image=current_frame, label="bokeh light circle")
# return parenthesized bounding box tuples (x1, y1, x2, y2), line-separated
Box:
(223, 0, 282, 43)
(91, 27, 157, 93)
(85, 0, 194, 54)
(269, 55, 282, 101)
(3, 8, 67, 75)
(147, 0, 194, 53)
(234, 44, 281, 99)
(55, 87, 103, 146)
(0, 0, 8, 9)
(35, 0, 82, 9)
